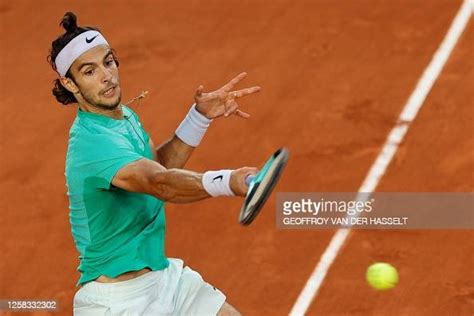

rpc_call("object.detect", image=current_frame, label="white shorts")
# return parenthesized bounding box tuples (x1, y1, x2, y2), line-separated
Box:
(73, 258, 226, 315)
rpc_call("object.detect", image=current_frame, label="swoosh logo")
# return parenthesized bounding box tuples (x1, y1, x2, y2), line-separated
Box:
(85, 35, 98, 44)
(212, 175, 223, 182)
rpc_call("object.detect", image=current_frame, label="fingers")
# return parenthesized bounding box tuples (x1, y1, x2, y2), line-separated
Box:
(195, 85, 204, 97)
(243, 167, 259, 178)
(222, 85, 260, 118)
(231, 166, 259, 196)
(248, 167, 259, 176)
(222, 72, 247, 92)
(222, 85, 259, 118)
(224, 99, 233, 117)
(224, 100, 238, 117)
(230, 86, 261, 99)
(240, 167, 259, 189)
(235, 109, 250, 119)
(223, 101, 251, 118)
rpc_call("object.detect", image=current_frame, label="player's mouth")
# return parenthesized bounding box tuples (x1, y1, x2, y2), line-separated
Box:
(102, 85, 118, 98)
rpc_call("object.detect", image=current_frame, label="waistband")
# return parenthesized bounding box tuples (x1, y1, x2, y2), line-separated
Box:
(76, 259, 183, 299)
(80, 269, 161, 296)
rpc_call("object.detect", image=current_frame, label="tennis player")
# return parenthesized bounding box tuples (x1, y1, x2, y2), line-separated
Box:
(48, 12, 260, 315)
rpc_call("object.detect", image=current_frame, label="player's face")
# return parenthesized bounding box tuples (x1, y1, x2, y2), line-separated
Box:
(69, 45, 121, 110)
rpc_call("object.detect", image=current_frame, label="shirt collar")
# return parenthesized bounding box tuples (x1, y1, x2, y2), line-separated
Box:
(77, 105, 131, 124)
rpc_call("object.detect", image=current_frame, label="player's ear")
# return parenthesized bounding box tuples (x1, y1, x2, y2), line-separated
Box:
(59, 76, 79, 94)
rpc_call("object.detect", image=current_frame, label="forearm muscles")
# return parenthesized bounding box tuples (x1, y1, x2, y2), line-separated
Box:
(154, 136, 194, 169)
(150, 168, 210, 203)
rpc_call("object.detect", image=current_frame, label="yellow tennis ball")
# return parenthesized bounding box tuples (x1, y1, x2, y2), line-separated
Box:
(366, 263, 399, 290)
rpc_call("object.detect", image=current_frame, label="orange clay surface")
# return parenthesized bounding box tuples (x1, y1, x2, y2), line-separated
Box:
(0, 0, 472, 315)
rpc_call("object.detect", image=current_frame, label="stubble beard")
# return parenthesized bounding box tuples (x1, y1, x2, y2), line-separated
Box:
(81, 87, 122, 111)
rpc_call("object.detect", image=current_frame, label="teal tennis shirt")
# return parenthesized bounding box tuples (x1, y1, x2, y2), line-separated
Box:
(65, 105, 169, 285)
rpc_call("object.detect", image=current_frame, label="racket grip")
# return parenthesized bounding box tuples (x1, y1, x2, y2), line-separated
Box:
(245, 175, 255, 186)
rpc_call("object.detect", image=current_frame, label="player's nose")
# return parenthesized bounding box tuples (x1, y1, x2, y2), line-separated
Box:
(99, 66, 113, 83)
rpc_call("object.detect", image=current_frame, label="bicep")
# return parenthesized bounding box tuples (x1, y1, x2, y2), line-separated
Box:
(112, 158, 166, 194)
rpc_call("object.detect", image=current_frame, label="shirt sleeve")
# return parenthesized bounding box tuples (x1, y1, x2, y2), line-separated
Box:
(71, 132, 144, 190)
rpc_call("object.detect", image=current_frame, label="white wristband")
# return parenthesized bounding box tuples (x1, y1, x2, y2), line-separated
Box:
(202, 170, 235, 197)
(175, 104, 212, 147)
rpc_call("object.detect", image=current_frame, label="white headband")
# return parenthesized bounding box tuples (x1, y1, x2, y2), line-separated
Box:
(55, 30, 109, 77)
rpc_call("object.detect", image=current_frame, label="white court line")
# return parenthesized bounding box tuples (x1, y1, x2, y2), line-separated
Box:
(290, 0, 474, 315)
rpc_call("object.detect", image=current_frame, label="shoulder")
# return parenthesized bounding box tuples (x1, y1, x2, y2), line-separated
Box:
(68, 119, 128, 152)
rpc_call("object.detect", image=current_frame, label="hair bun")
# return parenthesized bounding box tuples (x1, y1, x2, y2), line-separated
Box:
(60, 12, 78, 33)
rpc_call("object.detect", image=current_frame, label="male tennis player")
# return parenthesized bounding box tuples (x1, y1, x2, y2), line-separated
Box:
(48, 12, 260, 315)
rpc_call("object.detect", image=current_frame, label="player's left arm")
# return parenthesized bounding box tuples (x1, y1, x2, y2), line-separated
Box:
(150, 136, 194, 169)
(151, 72, 260, 169)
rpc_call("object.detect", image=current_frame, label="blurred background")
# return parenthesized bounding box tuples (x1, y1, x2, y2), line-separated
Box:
(0, 0, 472, 314)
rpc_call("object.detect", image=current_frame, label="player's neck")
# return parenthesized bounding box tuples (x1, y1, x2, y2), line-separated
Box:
(79, 102, 124, 120)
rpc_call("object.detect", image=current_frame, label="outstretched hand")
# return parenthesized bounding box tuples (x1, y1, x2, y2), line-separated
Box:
(194, 72, 261, 119)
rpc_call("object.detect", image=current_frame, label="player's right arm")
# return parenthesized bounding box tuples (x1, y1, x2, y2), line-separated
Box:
(112, 158, 256, 203)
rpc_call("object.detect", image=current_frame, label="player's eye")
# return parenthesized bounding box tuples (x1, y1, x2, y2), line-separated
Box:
(84, 69, 94, 76)
(105, 59, 115, 66)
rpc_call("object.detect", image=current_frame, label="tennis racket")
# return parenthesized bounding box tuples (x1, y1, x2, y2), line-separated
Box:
(239, 148, 289, 225)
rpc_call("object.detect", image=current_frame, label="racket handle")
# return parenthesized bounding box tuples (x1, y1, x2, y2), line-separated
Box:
(245, 175, 255, 186)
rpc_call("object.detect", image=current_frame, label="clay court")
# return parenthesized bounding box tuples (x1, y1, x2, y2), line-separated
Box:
(0, 0, 473, 315)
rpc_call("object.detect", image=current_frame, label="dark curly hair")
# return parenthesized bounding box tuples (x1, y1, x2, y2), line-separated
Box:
(47, 12, 119, 105)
